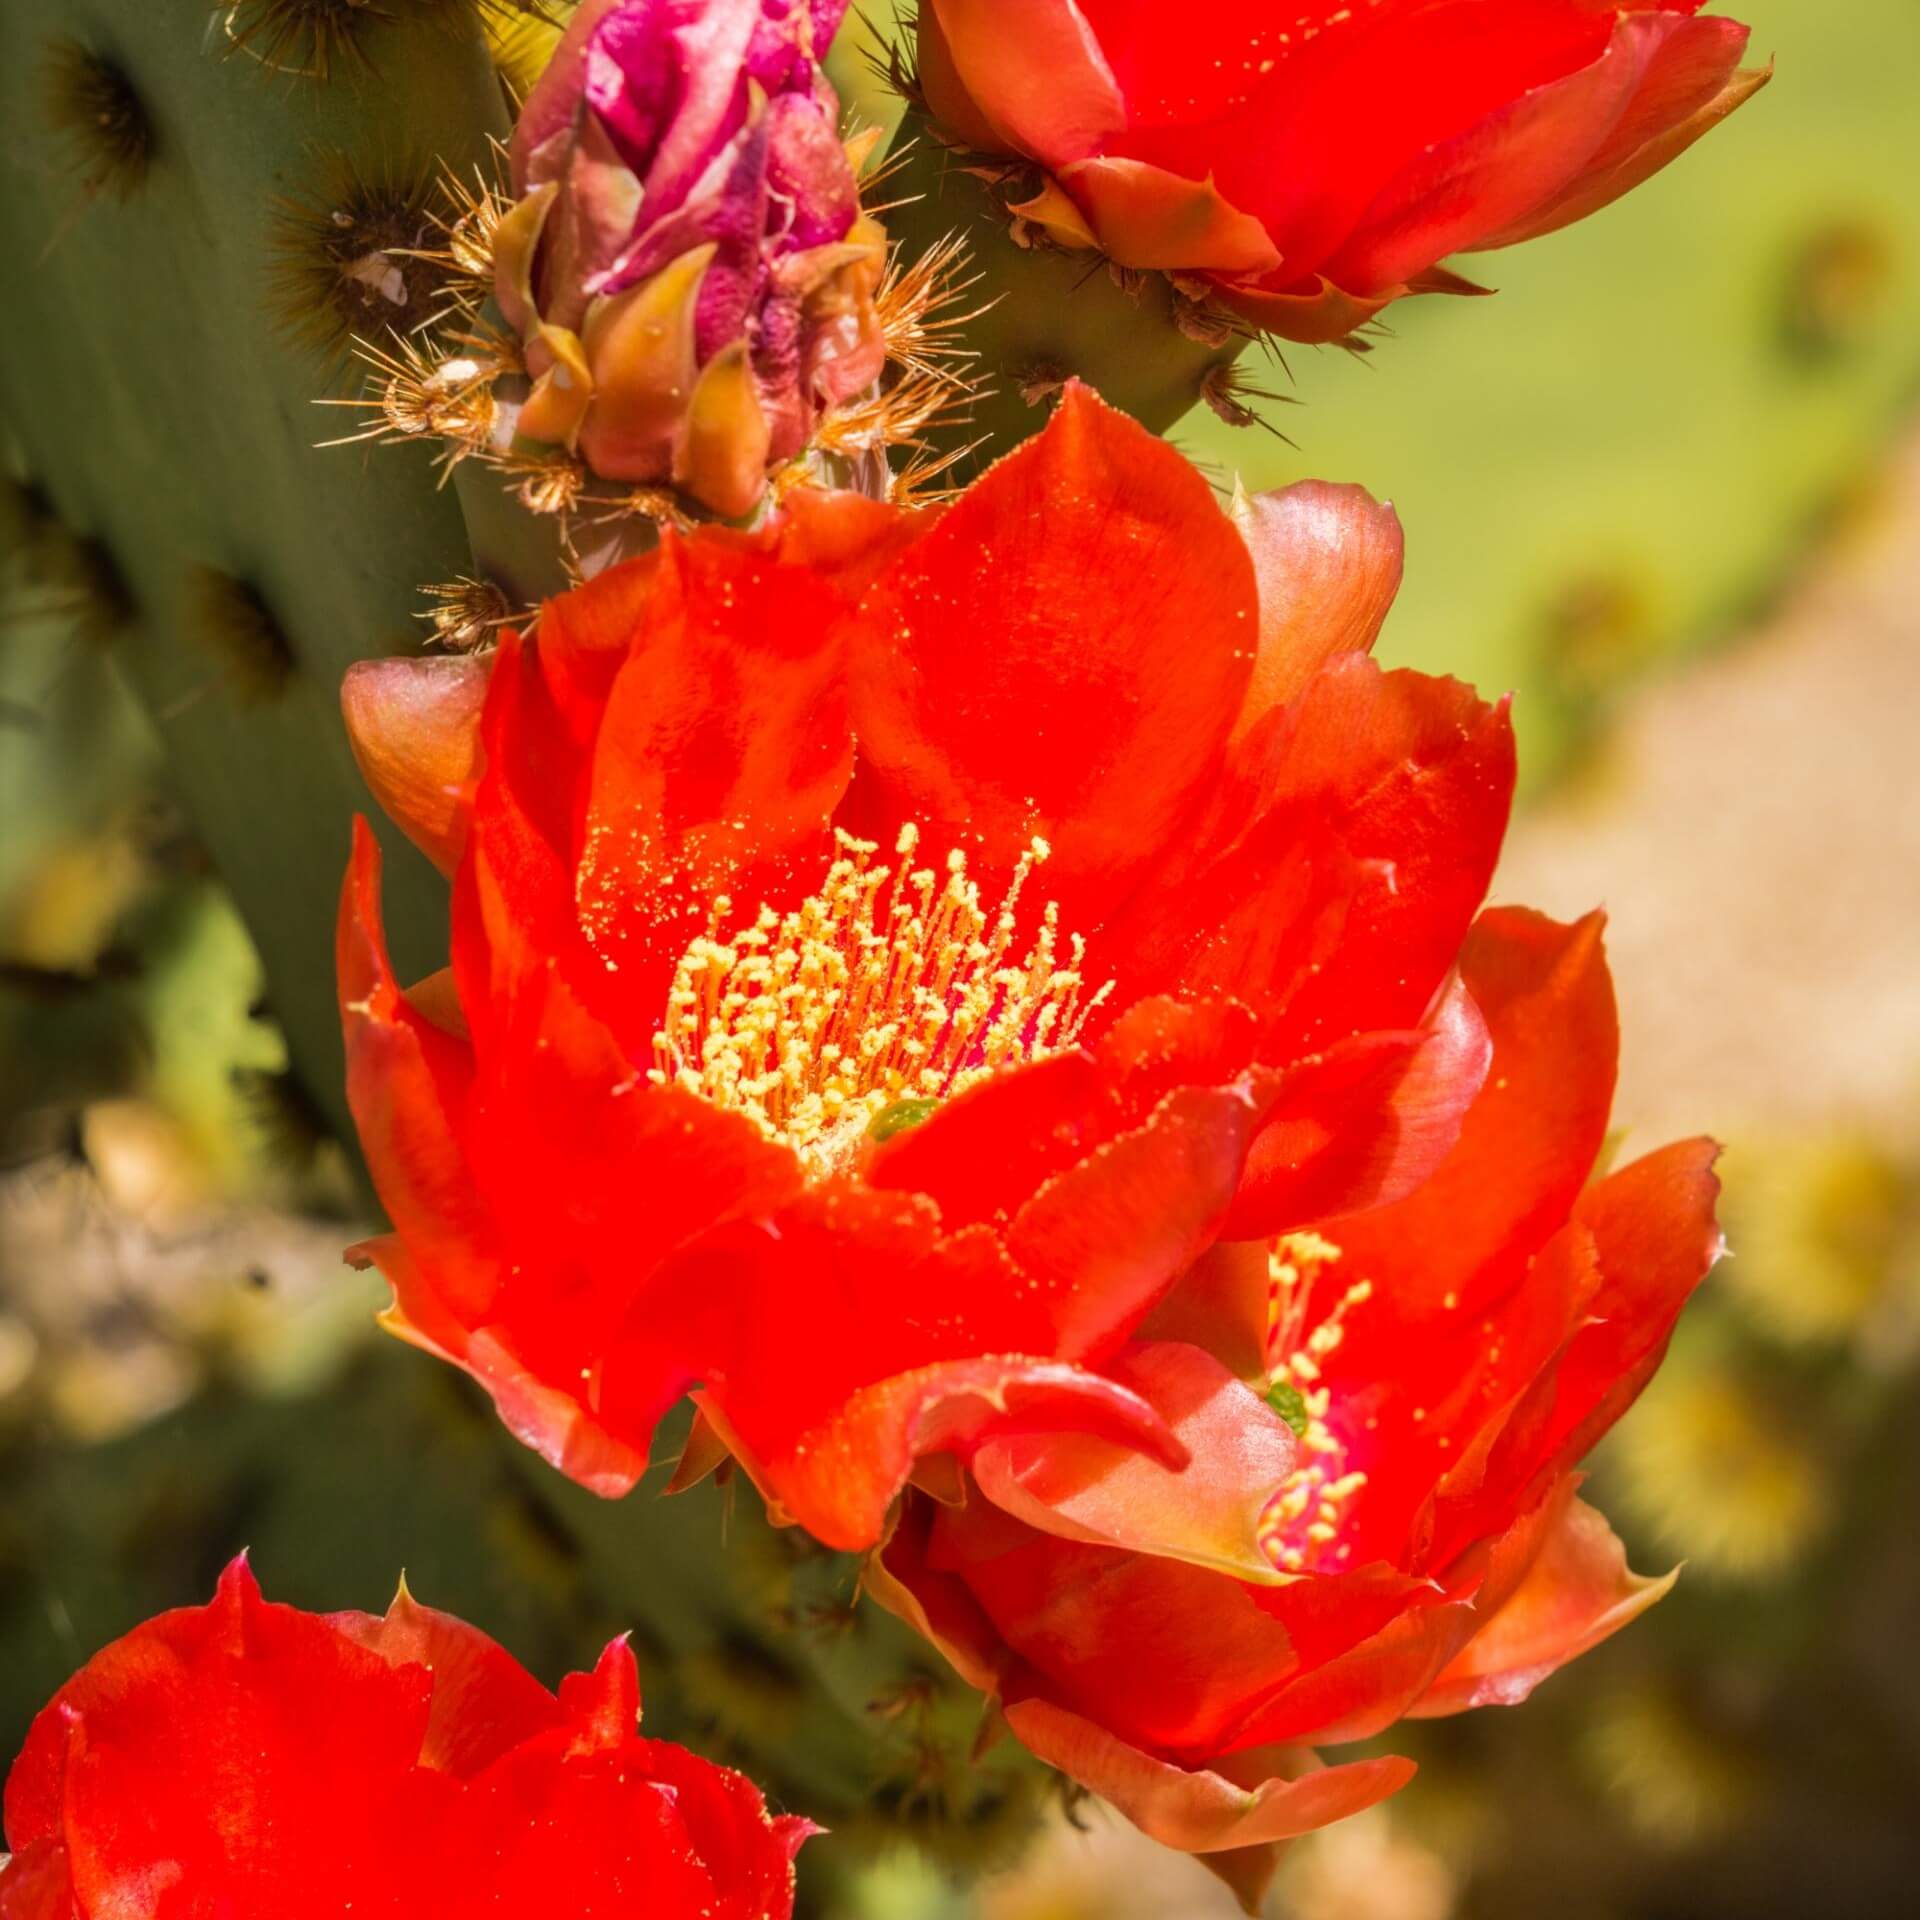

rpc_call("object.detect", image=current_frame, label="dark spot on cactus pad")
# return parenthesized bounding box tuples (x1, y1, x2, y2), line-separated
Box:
(217, 0, 555, 84)
(41, 36, 155, 202)
(267, 151, 456, 361)
(184, 567, 297, 704)
(4, 504, 135, 651)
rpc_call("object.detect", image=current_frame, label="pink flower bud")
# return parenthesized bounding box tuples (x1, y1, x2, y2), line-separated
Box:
(501, 0, 885, 515)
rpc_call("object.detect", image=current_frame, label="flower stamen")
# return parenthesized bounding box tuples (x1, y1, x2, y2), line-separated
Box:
(1260, 1232, 1371, 1574)
(648, 825, 1111, 1174)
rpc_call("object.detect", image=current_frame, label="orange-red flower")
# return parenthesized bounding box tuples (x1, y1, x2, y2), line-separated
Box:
(0, 1559, 810, 1920)
(918, 1, 1768, 340)
(868, 908, 1721, 1902)
(337, 385, 1511, 1552)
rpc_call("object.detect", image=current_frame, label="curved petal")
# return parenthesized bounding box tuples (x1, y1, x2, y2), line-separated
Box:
(1475, 22, 1764, 250)
(925, 1499, 1433, 1760)
(867, 1497, 1017, 1698)
(0, 1838, 70, 1919)
(1125, 0, 1614, 289)
(971, 1341, 1301, 1580)
(1005, 1077, 1285, 1358)
(1051, 157, 1280, 274)
(1324, 12, 1680, 294)
(368, 1234, 655, 1499)
(338, 821, 497, 1325)
(1208, 272, 1406, 345)
(1533, 1136, 1726, 1468)
(866, 995, 1264, 1238)
(1226, 1472, 1573, 1748)
(1224, 972, 1491, 1238)
(1228, 481, 1404, 742)
(1409, 1494, 1676, 1717)
(7, 1560, 432, 1911)
(1320, 906, 1620, 1322)
(605, 1190, 1191, 1551)
(341, 656, 490, 878)
(698, 1351, 1183, 1552)
(328, 1586, 562, 1779)
(925, 0, 1125, 166)
(1002, 1698, 1413, 1855)
(849, 383, 1257, 920)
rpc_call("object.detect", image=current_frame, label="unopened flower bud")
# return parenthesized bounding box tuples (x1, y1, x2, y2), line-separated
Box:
(501, 0, 885, 516)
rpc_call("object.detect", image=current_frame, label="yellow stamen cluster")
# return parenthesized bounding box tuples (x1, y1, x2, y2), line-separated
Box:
(648, 826, 1111, 1175)
(1261, 1232, 1373, 1575)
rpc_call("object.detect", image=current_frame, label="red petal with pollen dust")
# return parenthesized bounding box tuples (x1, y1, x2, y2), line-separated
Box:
(850, 384, 1257, 921)
(570, 525, 867, 995)
(1120, 0, 1615, 292)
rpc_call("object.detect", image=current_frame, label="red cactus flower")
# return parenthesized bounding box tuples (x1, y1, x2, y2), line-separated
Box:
(918, 1, 1768, 341)
(0, 1559, 811, 1920)
(868, 907, 1721, 1903)
(336, 384, 1511, 1554)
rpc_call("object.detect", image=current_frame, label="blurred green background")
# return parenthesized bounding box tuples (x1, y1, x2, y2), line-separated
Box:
(5, 1, 1920, 1915)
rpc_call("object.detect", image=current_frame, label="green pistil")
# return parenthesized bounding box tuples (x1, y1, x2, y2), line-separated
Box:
(1265, 1379, 1310, 1439)
(867, 1097, 940, 1144)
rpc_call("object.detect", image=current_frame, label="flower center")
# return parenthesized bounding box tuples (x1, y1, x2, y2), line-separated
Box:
(647, 826, 1110, 1175)
(1259, 1232, 1371, 1574)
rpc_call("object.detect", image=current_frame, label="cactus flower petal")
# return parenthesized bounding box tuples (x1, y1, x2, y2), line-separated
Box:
(1408, 1493, 1678, 1717)
(1228, 480, 1405, 738)
(340, 657, 490, 877)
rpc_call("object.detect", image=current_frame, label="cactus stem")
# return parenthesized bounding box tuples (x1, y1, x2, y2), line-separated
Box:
(267, 150, 461, 362)
(184, 567, 297, 705)
(41, 37, 155, 203)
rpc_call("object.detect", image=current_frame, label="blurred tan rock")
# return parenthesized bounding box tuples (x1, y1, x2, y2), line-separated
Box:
(1496, 431, 1920, 1155)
